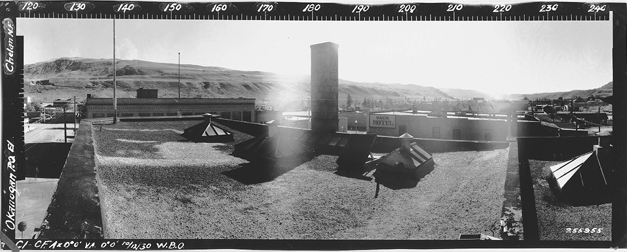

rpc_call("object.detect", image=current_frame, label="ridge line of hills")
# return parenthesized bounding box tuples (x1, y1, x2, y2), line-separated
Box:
(24, 57, 612, 108)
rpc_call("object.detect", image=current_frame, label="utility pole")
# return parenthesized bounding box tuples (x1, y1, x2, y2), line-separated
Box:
(63, 106, 67, 143)
(113, 18, 118, 124)
(178, 52, 181, 99)
(599, 106, 601, 133)
(73, 96, 76, 134)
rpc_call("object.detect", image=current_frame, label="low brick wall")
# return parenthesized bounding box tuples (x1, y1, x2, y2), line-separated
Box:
(371, 136, 510, 153)
(120, 115, 204, 122)
(517, 135, 611, 161)
(214, 118, 510, 154)
(38, 121, 103, 239)
(215, 118, 268, 136)
(500, 141, 526, 240)
(516, 141, 539, 241)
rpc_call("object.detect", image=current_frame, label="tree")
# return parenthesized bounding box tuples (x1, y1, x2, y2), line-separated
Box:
(385, 97, 392, 109)
(25, 102, 43, 112)
(25, 103, 35, 112)
(18, 221, 26, 239)
(346, 94, 353, 109)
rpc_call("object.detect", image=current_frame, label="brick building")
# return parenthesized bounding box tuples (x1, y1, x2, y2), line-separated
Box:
(367, 111, 511, 141)
(85, 91, 255, 121)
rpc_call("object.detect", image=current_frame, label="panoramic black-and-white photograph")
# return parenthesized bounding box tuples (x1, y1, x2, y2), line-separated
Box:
(11, 5, 615, 244)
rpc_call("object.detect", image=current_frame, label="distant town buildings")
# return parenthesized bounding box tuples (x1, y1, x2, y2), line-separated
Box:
(136, 88, 158, 98)
(367, 111, 510, 141)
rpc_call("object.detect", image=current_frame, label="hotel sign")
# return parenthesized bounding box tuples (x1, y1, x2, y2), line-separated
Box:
(369, 114, 396, 128)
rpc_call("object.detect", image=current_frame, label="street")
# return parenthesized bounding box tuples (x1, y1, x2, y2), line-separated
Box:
(18, 123, 77, 238)
(25, 123, 76, 144)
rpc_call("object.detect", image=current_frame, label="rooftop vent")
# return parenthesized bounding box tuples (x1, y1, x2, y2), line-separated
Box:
(366, 133, 434, 177)
(181, 113, 234, 142)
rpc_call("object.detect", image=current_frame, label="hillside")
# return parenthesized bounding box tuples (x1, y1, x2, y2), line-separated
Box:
(440, 88, 495, 100)
(24, 58, 454, 108)
(24, 58, 612, 109)
(510, 82, 613, 100)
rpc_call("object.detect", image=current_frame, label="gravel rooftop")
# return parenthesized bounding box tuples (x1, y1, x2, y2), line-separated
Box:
(528, 159, 611, 241)
(92, 120, 509, 239)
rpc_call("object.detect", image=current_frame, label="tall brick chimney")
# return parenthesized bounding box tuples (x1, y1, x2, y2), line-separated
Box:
(310, 42, 339, 134)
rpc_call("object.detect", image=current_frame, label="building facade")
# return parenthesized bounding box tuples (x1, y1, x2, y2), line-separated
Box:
(367, 112, 509, 141)
(85, 97, 256, 122)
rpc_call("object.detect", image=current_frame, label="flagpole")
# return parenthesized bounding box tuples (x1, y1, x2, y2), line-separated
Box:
(113, 18, 117, 124)
(178, 52, 181, 99)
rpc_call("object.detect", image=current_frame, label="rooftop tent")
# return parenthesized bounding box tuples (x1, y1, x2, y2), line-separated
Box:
(548, 145, 613, 205)
(181, 113, 234, 142)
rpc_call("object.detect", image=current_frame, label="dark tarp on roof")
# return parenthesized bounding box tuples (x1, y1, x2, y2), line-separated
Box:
(336, 134, 378, 173)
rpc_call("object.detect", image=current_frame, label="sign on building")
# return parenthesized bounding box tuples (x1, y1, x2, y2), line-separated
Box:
(369, 114, 396, 128)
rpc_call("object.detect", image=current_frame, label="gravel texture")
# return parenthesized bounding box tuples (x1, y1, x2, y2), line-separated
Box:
(93, 121, 509, 239)
(528, 159, 611, 241)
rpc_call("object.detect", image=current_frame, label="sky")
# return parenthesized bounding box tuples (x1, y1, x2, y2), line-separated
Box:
(17, 18, 612, 95)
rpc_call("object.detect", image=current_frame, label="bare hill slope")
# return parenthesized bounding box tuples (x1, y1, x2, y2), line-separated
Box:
(510, 82, 612, 100)
(25, 58, 611, 106)
(25, 58, 454, 106)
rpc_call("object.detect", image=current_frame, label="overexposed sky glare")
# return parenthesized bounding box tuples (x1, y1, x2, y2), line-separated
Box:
(18, 18, 612, 95)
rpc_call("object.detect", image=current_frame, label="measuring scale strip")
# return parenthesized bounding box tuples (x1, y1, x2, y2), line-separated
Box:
(13, 2, 612, 21)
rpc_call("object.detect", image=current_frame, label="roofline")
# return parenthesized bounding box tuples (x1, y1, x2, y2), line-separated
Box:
(86, 97, 256, 105)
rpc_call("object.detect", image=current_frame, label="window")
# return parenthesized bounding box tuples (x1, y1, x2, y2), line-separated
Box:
(432, 127, 441, 138)
(139, 113, 151, 117)
(232, 111, 242, 121)
(152, 113, 164, 117)
(243, 111, 252, 122)
(121, 113, 134, 117)
(453, 129, 461, 140)
(166, 112, 177, 116)
(106, 114, 114, 117)
(485, 129, 493, 141)
(182, 112, 193, 116)
(220, 111, 231, 119)
(93, 113, 105, 118)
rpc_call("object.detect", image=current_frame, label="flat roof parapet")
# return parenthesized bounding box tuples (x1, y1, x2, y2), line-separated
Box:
(38, 121, 103, 239)
(85, 97, 256, 105)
